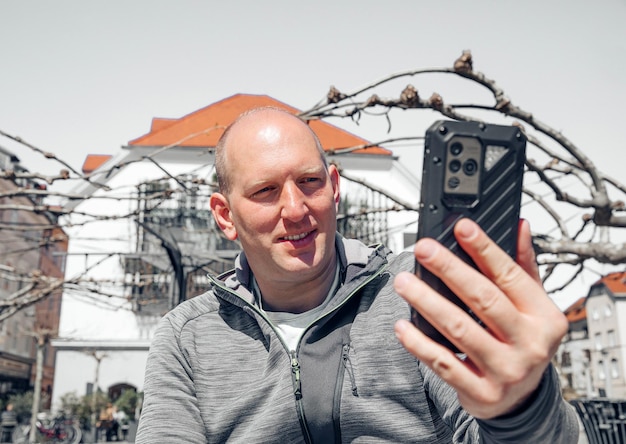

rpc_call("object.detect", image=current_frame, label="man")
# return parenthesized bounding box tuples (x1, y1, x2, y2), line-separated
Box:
(136, 107, 578, 443)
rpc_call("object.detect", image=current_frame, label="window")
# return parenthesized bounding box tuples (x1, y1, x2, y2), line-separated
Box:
(611, 359, 620, 379)
(595, 332, 603, 350)
(561, 351, 572, 367)
(592, 308, 600, 320)
(129, 176, 223, 314)
(608, 330, 616, 348)
(604, 304, 612, 317)
(598, 361, 606, 380)
(0, 152, 10, 170)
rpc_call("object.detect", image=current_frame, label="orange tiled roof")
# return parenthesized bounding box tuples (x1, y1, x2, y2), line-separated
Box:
(150, 118, 178, 132)
(563, 296, 587, 323)
(82, 155, 112, 175)
(598, 271, 626, 296)
(128, 94, 391, 156)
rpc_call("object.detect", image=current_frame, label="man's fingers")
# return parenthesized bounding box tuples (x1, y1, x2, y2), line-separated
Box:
(516, 219, 541, 284)
(394, 317, 503, 415)
(394, 270, 508, 370)
(452, 219, 554, 315)
(413, 236, 519, 343)
(394, 318, 478, 382)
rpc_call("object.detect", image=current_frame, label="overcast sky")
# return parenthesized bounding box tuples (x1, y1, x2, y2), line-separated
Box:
(1, 0, 625, 307)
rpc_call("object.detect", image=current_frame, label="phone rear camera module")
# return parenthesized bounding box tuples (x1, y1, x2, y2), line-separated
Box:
(450, 142, 463, 156)
(463, 159, 478, 176)
(449, 159, 461, 173)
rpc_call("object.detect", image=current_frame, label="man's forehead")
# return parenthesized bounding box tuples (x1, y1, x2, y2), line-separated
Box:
(227, 114, 316, 153)
(256, 125, 282, 143)
(233, 111, 303, 136)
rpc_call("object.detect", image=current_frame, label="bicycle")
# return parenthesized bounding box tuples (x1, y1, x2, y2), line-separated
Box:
(13, 414, 81, 444)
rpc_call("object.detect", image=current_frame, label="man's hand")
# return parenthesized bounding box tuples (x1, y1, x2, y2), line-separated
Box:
(393, 218, 568, 419)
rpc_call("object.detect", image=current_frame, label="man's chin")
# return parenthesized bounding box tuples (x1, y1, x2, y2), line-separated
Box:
(281, 257, 317, 272)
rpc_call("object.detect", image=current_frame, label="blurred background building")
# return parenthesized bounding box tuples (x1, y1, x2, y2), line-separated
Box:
(0, 145, 67, 410)
(557, 271, 626, 399)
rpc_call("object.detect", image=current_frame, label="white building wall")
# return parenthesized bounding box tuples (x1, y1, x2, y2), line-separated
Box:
(59, 150, 216, 341)
(585, 292, 626, 398)
(558, 335, 593, 398)
(54, 148, 216, 411)
(616, 300, 626, 397)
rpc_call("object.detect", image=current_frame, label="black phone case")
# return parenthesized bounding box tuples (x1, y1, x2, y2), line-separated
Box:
(413, 120, 527, 352)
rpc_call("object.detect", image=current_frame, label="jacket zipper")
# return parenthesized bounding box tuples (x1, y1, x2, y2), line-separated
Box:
(291, 351, 302, 399)
(209, 276, 314, 442)
(298, 266, 386, 443)
(290, 351, 313, 443)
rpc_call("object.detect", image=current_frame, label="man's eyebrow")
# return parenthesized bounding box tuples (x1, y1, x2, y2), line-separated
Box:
(244, 178, 273, 191)
(300, 165, 326, 174)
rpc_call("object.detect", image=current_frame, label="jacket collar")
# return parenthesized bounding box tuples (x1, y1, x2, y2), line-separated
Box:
(213, 233, 391, 305)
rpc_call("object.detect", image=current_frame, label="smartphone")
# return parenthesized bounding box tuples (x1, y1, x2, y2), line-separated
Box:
(412, 120, 527, 352)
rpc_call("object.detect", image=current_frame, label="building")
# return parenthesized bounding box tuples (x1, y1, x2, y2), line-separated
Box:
(585, 271, 626, 398)
(557, 271, 626, 399)
(51, 94, 420, 411)
(0, 145, 68, 409)
(557, 297, 592, 399)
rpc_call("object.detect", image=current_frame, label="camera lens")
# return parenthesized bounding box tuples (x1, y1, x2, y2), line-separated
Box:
(449, 159, 461, 173)
(463, 159, 478, 176)
(447, 177, 460, 189)
(450, 142, 463, 156)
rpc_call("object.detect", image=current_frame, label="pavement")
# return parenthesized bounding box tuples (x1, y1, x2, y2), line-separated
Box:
(81, 418, 590, 444)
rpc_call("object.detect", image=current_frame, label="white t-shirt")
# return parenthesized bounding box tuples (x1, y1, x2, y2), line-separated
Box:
(252, 259, 341, 351)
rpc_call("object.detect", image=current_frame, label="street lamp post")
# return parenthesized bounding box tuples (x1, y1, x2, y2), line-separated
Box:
(87, 351, 107, 443)
(28, 333, 47, 443)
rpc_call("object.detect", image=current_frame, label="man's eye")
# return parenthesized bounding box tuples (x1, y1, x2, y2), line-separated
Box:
(253, 187, 273, 196)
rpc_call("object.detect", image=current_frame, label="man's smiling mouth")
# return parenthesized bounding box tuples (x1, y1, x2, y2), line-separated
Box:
(280, 231, 313, 241)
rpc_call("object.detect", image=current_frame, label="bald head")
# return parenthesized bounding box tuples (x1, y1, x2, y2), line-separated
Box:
(214, 107, 327, 196)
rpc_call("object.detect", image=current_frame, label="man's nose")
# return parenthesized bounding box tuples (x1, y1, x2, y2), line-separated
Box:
(280, 183, 307, 221)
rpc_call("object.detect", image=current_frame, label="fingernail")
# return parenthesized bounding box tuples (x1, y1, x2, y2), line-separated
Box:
(394, 272, 411, 291)
(415, 239, 437, 260)
(394, 319, 410, 337)
(520, 218, 530, 231)
(456, 219, 477, 239)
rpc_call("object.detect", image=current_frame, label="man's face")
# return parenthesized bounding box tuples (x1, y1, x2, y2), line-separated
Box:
(211, 111, 340, 287)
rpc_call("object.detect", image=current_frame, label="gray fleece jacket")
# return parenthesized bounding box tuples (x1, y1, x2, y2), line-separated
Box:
(136, 234, 579, 443)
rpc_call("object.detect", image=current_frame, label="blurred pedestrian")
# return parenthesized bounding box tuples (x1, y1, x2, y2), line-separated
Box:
(1, 403, 17, 443)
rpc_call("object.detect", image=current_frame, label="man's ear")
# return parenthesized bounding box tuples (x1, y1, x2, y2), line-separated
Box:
(329, 164, 341, 209)
(210, 192, 238, 240)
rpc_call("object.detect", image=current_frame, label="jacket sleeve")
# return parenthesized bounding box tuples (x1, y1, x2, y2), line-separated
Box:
(476, 365, 580, 443)
(419, 360, 481, 443)
(135, 315, 206, 444)
(421, 362, 580, 443)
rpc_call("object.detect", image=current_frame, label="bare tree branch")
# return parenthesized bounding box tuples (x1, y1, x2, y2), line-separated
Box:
(2, 50, 625, 323)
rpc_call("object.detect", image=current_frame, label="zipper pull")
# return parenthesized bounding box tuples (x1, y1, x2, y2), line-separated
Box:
(342, 344, 359, 397)
(291, 351, 302, 399)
